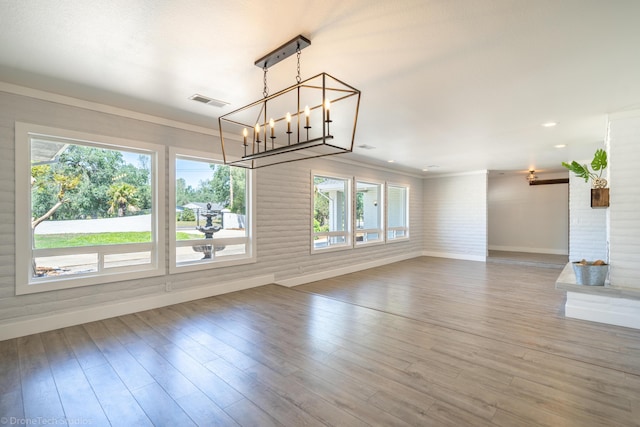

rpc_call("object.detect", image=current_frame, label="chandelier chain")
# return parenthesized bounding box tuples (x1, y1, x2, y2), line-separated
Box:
(263, 65, 269, 98)
(296, 46, 302, 83)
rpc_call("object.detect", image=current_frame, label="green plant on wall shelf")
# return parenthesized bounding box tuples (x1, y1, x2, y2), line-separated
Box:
(562, 148, 608, 188)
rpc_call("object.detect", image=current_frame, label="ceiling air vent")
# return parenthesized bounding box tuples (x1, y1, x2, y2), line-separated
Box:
(189, 94, 229, 108)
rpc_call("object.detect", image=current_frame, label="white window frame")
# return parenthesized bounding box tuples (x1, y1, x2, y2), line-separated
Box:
(311, 171, 352, 253)
(169, 147, 255, 273)
(15, 122, 166, 295)
(354, 179, 384, 247)
(386, 183, 410, 242)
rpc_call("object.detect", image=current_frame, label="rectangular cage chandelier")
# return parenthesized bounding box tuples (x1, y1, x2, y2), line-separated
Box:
(218, 35, 361, 169)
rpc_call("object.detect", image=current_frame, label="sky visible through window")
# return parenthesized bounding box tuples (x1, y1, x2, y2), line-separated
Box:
(122, 153, 213, 188)
(176, 158, 214, 187)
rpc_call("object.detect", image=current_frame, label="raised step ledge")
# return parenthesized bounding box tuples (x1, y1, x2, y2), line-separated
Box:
(555, 262, 640, 301)
(556, 263, 640, 329)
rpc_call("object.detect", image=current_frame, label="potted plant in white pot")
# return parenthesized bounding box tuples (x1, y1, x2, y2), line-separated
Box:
(562, 148, 609, 207)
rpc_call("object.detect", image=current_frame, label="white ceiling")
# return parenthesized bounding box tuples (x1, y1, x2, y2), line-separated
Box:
(2, 0, 640, 175)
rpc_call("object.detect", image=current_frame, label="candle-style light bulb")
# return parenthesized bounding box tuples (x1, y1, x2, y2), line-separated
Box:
(242, 128, 248, 145)
(286, 112, 291, 133)
(304, 105, 310, 127)
(325, 98, 331, 122)
(269, 118, 275, 138)
(255, 123, 260, 142)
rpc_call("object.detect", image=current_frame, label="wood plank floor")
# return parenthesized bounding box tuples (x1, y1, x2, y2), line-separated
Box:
(2, 256, 640, 426)
(487, 250, 568, 268)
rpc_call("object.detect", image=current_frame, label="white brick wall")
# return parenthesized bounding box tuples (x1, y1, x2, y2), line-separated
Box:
(609, 112, 640, 289)
(0, 89, 423, 337)
(568, 170, 607, 262)
(423, 171, 487, 261)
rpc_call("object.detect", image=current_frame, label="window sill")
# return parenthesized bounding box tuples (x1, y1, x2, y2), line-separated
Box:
(355, 240, 385, 248)
(16, 266, 164, 295)
(386, 236, 410, 244)
(311, 244, 352, 255)
(169, 254, 256, 274)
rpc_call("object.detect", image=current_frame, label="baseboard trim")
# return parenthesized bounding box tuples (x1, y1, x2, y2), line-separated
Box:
(0, 274, 274, 341)
(489, 245, 568, 255)
(275, 254, 419, 288)
(422, 251, 486, 262)
(565, 292, 640, 330)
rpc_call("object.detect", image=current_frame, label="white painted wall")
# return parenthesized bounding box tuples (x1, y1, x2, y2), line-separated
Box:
(568, 168, 608, 262)
(562, 112, 640, 329)
(0, 87, 423, 339)
(488, 172, 568, 255)
(423, 171, 487, 261)
(609, 111, 640, 289)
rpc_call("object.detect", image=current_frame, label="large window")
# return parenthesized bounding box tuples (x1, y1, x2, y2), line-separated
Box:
(15, 123, 165, 294)
(387, 184, 409, 241)
(313, 173, 351, 251)
(169, 149, 254, 272)
(311, 176, 409, 251)
(355, 180, 383, 245)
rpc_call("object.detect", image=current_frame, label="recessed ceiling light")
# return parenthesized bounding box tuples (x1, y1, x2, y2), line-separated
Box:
(387, 160, 395, 163)
(554, 144, 567, 148)
(422, 168, 429, 172)
(542, 122, 557, 127)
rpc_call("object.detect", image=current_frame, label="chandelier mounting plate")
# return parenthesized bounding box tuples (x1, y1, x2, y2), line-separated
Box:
(254, 35, 311, 69)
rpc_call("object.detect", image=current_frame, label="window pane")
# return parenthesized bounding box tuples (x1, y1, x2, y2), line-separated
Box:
(313, 175, 350, 250)
(215, 243, 247, 258)
(104, 252, 151, 269)
(175, 158, 248, 264)
(356, 231, 380, 242)
(34, 254, 98, 277)
(329, 235, 347, 245)
(387, 229, 407, 239)
(176, 245, 207, 263)
(31, 140, 152, 248)
(356, 181, 382, 244)
(387, 185, 409, 240)
(30, 137, 155, 280)
(388, 186, 407, 227)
